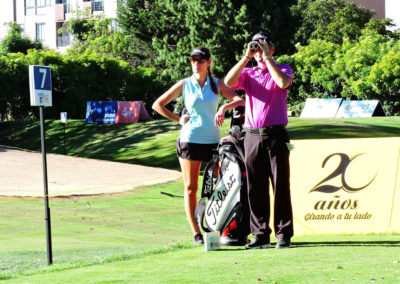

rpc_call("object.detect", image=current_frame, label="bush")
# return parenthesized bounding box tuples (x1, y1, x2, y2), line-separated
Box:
(0, 23, 42, 55)
(0, 50, 165, 120)
(285, 29, 400, 116)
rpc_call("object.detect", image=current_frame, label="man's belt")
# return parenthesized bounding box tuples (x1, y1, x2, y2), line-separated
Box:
(244, 125, 286, 135)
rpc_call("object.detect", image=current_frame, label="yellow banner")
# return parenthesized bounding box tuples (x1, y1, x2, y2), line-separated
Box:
(288, 137, 400, 235)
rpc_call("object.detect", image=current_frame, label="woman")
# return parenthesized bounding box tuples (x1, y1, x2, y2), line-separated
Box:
(152, 46, 244, 244)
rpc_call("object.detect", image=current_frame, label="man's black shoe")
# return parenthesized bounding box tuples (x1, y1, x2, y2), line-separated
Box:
(193, 233, 204, 245)
(245, 238, 271, 249)
(276, 238, 291, 249)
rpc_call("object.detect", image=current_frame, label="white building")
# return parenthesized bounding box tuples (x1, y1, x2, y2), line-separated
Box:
(0, 0, 118, 53)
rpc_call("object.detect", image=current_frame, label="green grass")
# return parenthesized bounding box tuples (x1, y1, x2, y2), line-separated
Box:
(0, 182, 189, 280)
(1, 117, 400, 283)
(1, 186, 400, 283)
(1, 117, 400, 171)
(2, 183, 400, 283)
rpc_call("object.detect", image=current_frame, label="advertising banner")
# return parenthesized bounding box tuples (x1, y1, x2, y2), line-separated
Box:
(336, 100, 386, 118)
(288, 137, 400, 235)
(86, 101, 118, 123)
(115, 101, 150, 124)
(86, 101, 150, 124)
(300, 98, 343, 118)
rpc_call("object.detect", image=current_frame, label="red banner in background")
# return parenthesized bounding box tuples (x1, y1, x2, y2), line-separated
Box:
(115, 101, 151, 124)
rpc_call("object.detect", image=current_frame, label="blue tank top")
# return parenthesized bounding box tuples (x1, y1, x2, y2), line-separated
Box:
(180, 75, 220, 144)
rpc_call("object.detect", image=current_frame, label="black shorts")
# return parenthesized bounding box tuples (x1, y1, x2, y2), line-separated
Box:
(176, 138, 218, 163)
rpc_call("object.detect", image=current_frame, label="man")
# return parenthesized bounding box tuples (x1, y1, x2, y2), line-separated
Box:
(224, 31, 293, 249)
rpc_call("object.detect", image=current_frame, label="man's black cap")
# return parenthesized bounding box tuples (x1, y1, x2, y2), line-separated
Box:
(252, 32, 274, 45)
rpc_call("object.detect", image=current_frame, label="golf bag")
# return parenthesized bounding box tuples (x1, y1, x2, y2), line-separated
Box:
(195, 106, 250, 246)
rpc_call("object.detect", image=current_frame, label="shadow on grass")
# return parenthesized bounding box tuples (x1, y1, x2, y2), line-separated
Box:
(219, 240, 400, 251)
(288, 122, 400, 140)
(0, 119, 182, 170)
(2, 118, 400, 171)
(288, 119, 400, 139)
(293, 240, 400, 247)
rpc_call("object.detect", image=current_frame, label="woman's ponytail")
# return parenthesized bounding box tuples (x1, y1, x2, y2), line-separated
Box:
(207, 66, 219, 95)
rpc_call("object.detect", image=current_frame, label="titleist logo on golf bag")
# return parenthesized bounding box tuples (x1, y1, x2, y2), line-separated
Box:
(195, 106, 249, 246)
(203, 167, 214, 196)
(205, 162, 241, 231)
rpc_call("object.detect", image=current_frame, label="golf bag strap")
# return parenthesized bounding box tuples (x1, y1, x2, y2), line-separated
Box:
(194, 197, 211, 233)
(201, 153, 218, 198)
(225, 135, 245, 162)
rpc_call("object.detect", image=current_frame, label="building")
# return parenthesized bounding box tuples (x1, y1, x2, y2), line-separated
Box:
(0, 0, 118, 53)
(345, 0, 400, 30)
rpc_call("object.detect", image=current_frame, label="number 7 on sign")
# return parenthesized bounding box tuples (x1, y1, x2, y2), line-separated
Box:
(39, 68, 47, 88)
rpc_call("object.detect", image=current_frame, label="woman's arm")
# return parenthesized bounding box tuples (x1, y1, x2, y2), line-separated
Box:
(214, 80, 245, 127)
(152, 80, 185, 124)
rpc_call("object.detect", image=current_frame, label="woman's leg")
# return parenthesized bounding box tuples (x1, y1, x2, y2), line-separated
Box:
(179, 157, 202, 235)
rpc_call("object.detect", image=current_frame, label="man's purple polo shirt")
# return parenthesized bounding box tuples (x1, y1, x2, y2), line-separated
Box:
(233, 62, 293, 128)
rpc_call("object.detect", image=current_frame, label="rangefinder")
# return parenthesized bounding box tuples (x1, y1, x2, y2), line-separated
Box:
(250, 42, 260, 50)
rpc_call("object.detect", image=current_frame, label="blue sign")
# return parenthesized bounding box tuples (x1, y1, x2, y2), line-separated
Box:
(33, 66, 52, 90)
(86, 101, 118, 124)
(60, 112, 67, 123)
(29, 65, 52, 107)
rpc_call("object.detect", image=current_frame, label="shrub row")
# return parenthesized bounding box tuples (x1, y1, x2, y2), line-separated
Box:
(0, 50, 164, 121)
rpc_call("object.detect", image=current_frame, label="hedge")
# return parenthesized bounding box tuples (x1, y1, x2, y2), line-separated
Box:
(0, 50, 164, 121)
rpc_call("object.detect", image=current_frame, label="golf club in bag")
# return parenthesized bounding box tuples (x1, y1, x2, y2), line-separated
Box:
(195, 106, 250, 246)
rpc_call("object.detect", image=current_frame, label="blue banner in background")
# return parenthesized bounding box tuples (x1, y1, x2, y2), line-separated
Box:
(86, 101, 118, 123)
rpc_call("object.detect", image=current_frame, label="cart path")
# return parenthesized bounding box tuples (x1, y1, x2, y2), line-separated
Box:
(0, 147, 181, 197)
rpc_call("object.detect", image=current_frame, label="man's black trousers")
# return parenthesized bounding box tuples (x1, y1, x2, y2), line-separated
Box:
(243, 128, 294, 241)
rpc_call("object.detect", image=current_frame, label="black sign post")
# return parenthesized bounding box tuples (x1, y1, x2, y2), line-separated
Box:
(40, 106, 53, 265)
(29, 65, 53, 265)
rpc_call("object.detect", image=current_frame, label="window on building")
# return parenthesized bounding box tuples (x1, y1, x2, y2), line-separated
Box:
(92, 0, 104, 12)
(56, 0, 69, 13)
(36, 0, 47, 7)
(57, 31, 71, 47)
(25, 0, 35, 15)
(57, 23, 71, 47)
(36, 23, 46, 42)
(36, 0, 48, 14)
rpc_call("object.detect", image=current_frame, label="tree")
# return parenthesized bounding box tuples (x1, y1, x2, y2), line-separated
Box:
(117, 0, 188, 68)
(291, 0, 375, 45)
(63, 12, 141, 66)
(0, 22, 42, 55)
(312, 1, 374, 44)
(284, 23, 400, 115)
(118, 0, 297, 81)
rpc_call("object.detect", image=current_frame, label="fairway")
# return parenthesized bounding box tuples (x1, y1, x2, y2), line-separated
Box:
(1, 185, 400, 283)
(1, 117, 400, 283)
